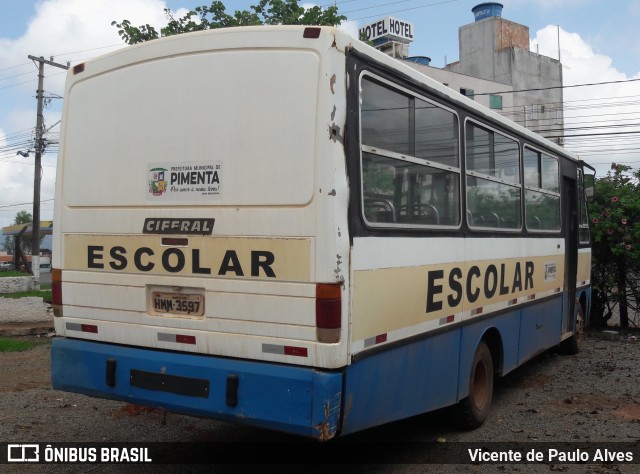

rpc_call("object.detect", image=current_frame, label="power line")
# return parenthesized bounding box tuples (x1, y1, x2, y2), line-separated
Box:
(532, 123, 640, 134)
(0, 62, 32, 74)
(544, 130, 640, 139)
(0, 70, 36, 83)
(344, 0, 447, 15)
(351, 0, 462, 21)
(473, 78, 640, 96)
(0, 43, 123, 77)
(0, 199, 54, 210)
(0, 79, 37, 91)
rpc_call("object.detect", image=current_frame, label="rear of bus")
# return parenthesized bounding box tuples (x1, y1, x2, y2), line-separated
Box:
(51, 26, 351, 441)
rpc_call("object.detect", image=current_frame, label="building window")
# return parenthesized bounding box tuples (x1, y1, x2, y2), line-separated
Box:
(489, 95, 502, 110)
(554, 108, 562, 125)
(460, 88, 474, 100)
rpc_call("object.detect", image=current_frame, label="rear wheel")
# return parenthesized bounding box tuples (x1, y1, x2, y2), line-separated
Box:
(561, 304, 585, 355)
(456, 341, 493, 429)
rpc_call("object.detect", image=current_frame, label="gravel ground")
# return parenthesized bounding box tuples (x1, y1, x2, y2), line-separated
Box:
(1, 328, 639, 473)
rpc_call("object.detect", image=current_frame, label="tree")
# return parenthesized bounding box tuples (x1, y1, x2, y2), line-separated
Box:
(588, 163, 640, 328)
(3, 211, 34, 256)
(112, 0, 347, 45)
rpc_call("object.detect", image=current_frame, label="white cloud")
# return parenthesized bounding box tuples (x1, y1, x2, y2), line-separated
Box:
(503, 0, 589, 10)
(532, 25, 640, 177)
(338, 19, 360, 40)
(532, 26, 626, 83)
(0, 0, 174, 96)
(0, 0, 176, 229)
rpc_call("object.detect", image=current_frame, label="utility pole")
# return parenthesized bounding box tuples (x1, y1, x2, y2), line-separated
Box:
(27, 55, 68, 289)
(557, 25, 561, 63)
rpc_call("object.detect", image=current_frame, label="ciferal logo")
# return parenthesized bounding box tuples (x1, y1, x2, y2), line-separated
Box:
(148, 168, 168, 196)
(143, 218, 215, 235)
(8, 444, 39, 462)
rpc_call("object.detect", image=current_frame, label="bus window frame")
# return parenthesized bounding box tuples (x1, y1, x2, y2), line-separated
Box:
(464, 118, 523, 233)
(577, 168, 591, 245)
(522, 144, 562, 234)
(358, 71, 463, 231)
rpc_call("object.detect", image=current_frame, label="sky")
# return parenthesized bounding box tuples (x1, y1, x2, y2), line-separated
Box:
(0, 0, 639, 231)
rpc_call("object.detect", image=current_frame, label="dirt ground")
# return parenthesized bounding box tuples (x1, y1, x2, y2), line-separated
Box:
(1, 328, 639, 471)
(0, 338, 51, 393)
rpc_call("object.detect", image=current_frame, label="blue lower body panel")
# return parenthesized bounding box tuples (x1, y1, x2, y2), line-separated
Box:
(341, 329, 461, 435)
(51, 338, 343, 440)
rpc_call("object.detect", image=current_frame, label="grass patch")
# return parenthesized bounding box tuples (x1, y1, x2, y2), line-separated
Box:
(0, 336, 45, 352)
(0, 272, 50, 298)
(0, 271, 30, 278)
(1, 289, 52, 300)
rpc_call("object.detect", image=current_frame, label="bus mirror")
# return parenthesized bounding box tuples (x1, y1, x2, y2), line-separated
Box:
(584, 174, 595, 202)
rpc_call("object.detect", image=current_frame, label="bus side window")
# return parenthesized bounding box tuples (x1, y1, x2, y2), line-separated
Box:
(524, 147, 561, 232)
(363, 153, 398, 223)
(361, 79, 410, 155)
(360, 76, 461, 228)
(465, 122, 521, 230)
(578, 169, 591, 243)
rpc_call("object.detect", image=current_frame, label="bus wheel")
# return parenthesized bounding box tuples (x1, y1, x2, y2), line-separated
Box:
(456, 341, 493, 429)
(561, 305, 585, 355)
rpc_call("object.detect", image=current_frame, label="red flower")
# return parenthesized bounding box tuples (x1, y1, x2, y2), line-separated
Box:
(592, 218, 600, 223)
(612, 196, 619, 203)
(607, 229, 614, 235)
(627, 245, 632, 251)
(622, 219, 628, 225)
(602, 212, 609, 218)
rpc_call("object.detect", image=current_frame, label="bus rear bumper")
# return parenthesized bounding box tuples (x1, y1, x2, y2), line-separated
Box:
(51, 338, 343, 441)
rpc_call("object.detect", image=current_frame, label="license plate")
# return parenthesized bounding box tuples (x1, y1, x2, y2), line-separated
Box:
(151, 292, 204, 316)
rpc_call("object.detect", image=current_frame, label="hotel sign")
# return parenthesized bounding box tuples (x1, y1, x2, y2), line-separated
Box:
(359, 17, 415, 43)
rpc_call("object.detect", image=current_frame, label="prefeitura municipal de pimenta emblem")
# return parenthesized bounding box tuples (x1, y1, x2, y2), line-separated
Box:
(148, 168, 167, 196)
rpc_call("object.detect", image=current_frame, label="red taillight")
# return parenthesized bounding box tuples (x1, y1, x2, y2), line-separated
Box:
(303, 27, 321, 38)
(316, 283, 342, 344)
(52, 268, 63, 317)
(283, 346, 308, 357)
(375, 334, 387, 344)
(176, 334, 196, 345)
(316, 283, 341, 329)
(81, 324, 98, 333)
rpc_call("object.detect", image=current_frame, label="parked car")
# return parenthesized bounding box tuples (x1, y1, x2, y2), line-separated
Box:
(0, 261, 13, 270)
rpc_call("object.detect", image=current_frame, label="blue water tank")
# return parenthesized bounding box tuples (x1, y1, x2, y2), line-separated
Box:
(472, 2, 503, 21)
(406, 56, 432, 66)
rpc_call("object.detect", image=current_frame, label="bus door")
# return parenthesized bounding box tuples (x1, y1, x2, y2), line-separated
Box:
(562, 176, 578, 334)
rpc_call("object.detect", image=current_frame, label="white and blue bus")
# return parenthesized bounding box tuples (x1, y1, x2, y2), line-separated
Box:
(51, 25, 594, 441)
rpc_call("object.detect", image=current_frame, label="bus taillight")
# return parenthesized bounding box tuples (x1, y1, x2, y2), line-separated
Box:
(316, 283, 341, 343)
(303, 27, 321, 38)
(52, 268, 63, 317)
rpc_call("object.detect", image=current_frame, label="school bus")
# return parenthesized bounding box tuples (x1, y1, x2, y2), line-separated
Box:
(51, 25, 593, 441)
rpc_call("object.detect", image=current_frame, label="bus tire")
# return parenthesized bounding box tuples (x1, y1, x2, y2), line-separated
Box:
(456, 341, 493, 429)
(561, 304, 585, 355)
